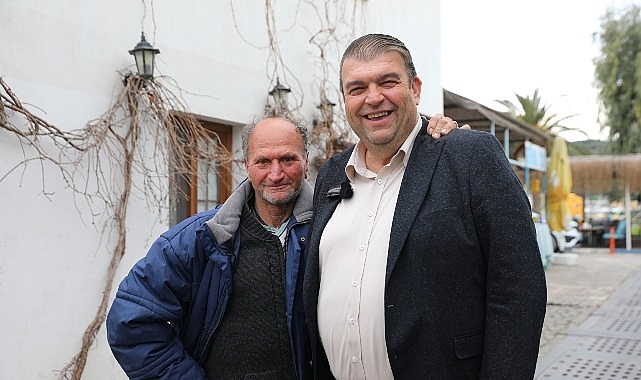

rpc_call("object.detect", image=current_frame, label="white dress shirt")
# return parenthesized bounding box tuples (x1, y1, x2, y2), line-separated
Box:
(317, 117, 422, 379)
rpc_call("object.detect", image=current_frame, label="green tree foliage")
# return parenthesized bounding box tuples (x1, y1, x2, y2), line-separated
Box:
(594, 5, 641, 153)
(497, 89, 589, 155)
(567, 139, 609, 156)
(497, 88, 582, 136)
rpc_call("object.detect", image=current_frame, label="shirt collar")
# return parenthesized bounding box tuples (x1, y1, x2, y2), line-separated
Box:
(346, 114, 422, 180)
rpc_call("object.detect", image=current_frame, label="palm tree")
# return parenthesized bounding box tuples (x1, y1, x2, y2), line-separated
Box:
(497, 88, 589, 155)
(497, 89, 588, 136)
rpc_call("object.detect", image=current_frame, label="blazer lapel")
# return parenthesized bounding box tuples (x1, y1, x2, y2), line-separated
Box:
(311, 152, 352, 253)
(386, 131, 444, 283)
(304, 148, 352, 321)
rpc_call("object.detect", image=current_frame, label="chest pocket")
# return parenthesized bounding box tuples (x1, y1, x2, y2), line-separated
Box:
(454, 332, 483, 359)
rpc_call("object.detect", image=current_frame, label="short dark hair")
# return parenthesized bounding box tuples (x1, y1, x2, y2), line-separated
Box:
(241, 106, 310, 160)
(339, 34, 417, 93)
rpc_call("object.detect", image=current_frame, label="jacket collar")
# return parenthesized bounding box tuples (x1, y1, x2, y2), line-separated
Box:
(206, 179, 314, 244)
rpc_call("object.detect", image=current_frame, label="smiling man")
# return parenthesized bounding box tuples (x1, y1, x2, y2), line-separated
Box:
(304, 34, 547, 379)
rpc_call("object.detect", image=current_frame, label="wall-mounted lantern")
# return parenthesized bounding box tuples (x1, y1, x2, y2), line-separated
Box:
(129, 32, 160, 79)
(269, 77, 291, 109)
(318, 97, 336, 125)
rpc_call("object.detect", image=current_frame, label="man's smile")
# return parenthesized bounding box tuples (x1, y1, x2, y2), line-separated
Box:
(365, 111, 391, 120)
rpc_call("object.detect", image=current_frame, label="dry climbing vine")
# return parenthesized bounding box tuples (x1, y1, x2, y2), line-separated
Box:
(0, 1, 371, 378)
(1, 74, 232, 379)
(230, 0, 366, 169)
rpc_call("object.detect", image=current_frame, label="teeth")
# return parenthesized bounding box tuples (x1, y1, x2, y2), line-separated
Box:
(367, 111, 389, 119)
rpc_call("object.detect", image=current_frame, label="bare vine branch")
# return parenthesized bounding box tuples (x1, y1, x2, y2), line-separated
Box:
(0, 2, 373, 378)
(1, 74, 232, 380)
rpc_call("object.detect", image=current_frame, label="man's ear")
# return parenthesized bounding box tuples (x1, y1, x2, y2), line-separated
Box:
(412, 76, 422, 105)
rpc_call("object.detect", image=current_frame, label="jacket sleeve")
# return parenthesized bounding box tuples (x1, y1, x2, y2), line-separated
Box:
(106, 233, 207, 380)
(468, 133, 547, 379)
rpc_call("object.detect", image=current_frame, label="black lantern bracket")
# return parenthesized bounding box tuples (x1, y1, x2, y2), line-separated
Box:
(129, 32, 160, 79)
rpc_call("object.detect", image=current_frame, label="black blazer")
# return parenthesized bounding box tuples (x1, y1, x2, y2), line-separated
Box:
(303, 123, 547, 379)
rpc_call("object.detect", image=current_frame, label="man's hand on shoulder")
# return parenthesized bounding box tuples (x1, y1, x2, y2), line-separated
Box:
(427, 114, 471, 139)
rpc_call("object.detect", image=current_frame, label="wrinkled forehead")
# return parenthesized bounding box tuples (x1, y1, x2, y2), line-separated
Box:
(248, 119, 306, 156)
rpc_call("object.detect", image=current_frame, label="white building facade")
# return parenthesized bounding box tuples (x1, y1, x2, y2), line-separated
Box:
(0, 1, 442, 378)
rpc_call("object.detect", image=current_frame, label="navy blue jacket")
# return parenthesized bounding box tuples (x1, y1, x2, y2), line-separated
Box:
(107, 180, 313, 379)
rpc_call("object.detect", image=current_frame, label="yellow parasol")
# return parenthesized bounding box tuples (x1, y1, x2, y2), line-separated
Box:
(546, 137, 573, 232)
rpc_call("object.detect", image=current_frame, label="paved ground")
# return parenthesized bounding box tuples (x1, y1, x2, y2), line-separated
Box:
(535, 247, 641, 379)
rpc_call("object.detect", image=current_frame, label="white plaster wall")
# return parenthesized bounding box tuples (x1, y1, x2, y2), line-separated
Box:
(0, 1, 441, 378)
(366, 0, 443, 116)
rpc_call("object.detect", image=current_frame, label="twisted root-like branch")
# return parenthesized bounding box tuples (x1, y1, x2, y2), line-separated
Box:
(1, 75, 232, 380)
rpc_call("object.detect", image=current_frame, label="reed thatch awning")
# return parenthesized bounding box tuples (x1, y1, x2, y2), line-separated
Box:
(569, 154, 641, 193)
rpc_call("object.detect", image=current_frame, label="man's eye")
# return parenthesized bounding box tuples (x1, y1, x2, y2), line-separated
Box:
(381, 80, 397, 88)
(348, 87, 365, 96)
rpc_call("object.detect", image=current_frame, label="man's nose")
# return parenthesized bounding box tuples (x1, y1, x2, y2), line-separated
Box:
(365, 84, 384, 104)
(269, 160, 283, 176)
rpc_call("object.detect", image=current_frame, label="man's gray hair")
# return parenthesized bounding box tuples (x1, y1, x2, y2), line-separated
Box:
(339, 33, 417, 93)
(241, 106, 310, 160)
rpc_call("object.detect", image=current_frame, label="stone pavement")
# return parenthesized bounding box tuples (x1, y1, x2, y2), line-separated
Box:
(535, 247, 641, 379)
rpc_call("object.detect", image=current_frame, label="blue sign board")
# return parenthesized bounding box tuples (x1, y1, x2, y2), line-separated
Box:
(525, 141, 547, 171)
